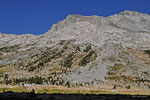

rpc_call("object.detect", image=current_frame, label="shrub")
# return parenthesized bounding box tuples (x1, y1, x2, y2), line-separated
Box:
(125, 85, 131, 89)
(28, 66, 36, 72)
(76, 46, 81, 52)
(79, 50, 97, 66)
(83, 45, 91, 52)
(66, 81, 71, 88)
(113, 85, 117, 89)
(63, 45, 68, 49)
(62, 53, 74, 67)
(144, 50, 150, 55)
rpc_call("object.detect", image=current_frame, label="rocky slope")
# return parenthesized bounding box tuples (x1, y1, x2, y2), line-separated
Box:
(0, 10, 150, 89)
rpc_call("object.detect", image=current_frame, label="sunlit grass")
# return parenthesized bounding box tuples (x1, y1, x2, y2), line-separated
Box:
(0, 87, 150, 95)
(0, 88, 30, 93)
(0, 87, 114, 94)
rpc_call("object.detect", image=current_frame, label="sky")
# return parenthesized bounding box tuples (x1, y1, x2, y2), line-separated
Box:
(0, 0, 149, 35)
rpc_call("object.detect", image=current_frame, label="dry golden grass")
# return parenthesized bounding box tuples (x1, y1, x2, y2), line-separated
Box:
(0, 85, 150, 95)
(0, 65, 13, 75)
(129, 49, 150, 61)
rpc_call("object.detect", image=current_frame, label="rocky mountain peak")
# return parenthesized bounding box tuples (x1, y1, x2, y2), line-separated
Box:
(1, 11, 150, 89)
(118, 10, 149, 16)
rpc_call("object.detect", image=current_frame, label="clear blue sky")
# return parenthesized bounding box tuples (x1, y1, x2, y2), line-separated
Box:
(0, 0, 149, 35)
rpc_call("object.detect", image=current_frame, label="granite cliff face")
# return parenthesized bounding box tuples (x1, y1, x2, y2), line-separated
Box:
(0, 10, 150, 88)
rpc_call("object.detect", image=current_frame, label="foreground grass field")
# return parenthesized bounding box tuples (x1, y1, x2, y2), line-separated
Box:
(0, 85, 150, 95)
(0, 88, 114, 94)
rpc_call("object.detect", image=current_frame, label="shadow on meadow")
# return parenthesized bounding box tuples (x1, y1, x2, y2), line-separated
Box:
(0, 90, 149, 100)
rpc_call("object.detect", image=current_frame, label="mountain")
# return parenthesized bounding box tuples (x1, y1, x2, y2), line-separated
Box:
(1, 10, 150, 89)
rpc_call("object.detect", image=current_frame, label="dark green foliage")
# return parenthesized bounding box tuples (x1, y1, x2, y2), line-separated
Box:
(143, 71, 149, 75)
(75, 46, 81, 52)
(106, 71, 115, 75)
(7, 76, 44, 85)
(63, 45, 68, 49)
(105, 63, 144, 84)
(105, 64, 125, 82)
(109, 64, 123, 71)
(125, 85, 131, 89)
(28, 66, 37, 72)
(62, 53, 74, 67)
(79, 50, 97, 66)
(113, 85, 117, 89)
(83, 45, 91, 52)
(144, 50, 150, 57)
(0, 52, 2, 60)
(3, 74, 9, 85)
(31, 89, 35, 94)
(3, 74, 67, 86)
(105, 64, 124, 81)
(63, 41, 71, 49)
(137, 78, 150, 83)
(105, 76, 121, 81)
(65, 81, 70, 88)
(27, 48, 65, 72)
(0, 45, 20, 52)
(37, 62, 44, 68)
(38, 48, 64, 64)
(59, 40, 65, 45)
(30, 76, 43, 84)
